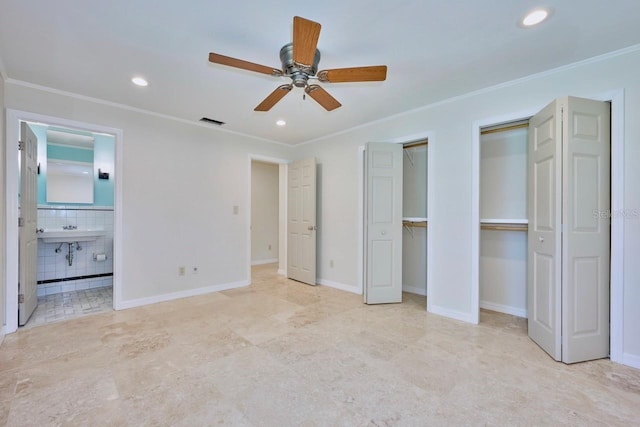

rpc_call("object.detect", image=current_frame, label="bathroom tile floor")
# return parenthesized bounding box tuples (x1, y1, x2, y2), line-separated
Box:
(23, 286, 113, 329)
(1, 264, 639, 425)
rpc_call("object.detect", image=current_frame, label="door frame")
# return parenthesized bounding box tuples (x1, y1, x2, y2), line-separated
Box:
(246, 154, 289, 280)
(4, 109, 124, 334)
(470, 89, 625, 364)
(358, 131, 434, 309)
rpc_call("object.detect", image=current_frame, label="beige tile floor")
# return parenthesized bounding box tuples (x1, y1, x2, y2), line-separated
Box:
(1, 264, 639, 426)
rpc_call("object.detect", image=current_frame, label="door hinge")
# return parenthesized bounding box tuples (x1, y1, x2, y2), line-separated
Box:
(18, 217, 25, 227)
(18, 294, 24, 304)
(18, 140, 25, 151)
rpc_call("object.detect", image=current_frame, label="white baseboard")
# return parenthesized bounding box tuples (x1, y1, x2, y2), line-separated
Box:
(115, 279, 250, 310)
(621, 352, 640, 369)
(480, 300, 527, 318)
(251, 258, 278, 266)
(403, 285, 427, 296)
(277, 269, 286, 276)
(428, 304, 477, 324)
(316, 278, 362, 295)
(0, 327, 5, 345)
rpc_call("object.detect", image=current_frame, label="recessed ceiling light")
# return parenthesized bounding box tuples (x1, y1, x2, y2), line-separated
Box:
(521, 8, 549, 27)
(131, 76, 149, 87)
(276, 120, 286, 126)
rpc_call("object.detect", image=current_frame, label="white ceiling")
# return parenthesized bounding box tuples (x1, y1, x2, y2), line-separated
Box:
(1, 1, 639, 145)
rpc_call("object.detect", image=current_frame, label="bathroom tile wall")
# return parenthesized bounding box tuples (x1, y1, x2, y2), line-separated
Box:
(37, 205, 114, 296)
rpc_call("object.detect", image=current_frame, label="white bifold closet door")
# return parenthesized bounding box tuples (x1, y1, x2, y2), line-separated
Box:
(528, 96, 610, 364)
(364, 142, 403, 304)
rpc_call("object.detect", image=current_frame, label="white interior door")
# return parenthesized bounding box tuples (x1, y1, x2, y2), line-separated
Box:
(561, 96, 610, 363)
(528, 97, 611, 363)
(364, 142, 403, 304)
(19, 122, 39, 325)
(287, 158, 316, 285)
(528, 100, 563, 360)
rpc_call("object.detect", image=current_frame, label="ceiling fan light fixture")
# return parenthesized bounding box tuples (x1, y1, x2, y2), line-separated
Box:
(276, 119, 286, 126)
(131, 76, 149, 87)
(521, 8, 549, 27)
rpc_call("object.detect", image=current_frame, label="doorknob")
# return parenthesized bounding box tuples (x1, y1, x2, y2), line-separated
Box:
(36, 228, 44, 233)
(308, 225, 317, 231)
(539, 236, 544, 243)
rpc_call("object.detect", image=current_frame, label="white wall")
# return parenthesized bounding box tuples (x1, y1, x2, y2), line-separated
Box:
(293, 46, 640, 366)
(251, 161, 279, 264)
(3, 82, 291, 307)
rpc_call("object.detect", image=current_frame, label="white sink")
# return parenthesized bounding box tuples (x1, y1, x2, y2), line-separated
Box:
(39, 228, 105, 243)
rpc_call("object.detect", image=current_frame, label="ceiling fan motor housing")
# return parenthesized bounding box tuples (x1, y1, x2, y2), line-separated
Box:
(280, 43, 321, 87)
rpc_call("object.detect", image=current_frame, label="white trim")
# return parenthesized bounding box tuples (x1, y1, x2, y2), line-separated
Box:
(429, 304, 476, 324)
(117, 280, 250, 310)
(296, 44, 640, 146)
(480, 301, 527, 318)
(5, 109, 124, 332)
(621, 353, 640, 370)
(317, 278, 361, 295)
(470, 89, 627, 366)
(359, 131, 434, 309)
(6, 79, 290, 148)
(426, 134, 434, 314)
(472, 105, 559, 326)
(277, 268, 286, 276)
(251, 258, 278, 266)
(247, 154, 289, 283)
(590, 89, 625, 365)
(357, 145, 365, 296)
(403, 286, 427, 297)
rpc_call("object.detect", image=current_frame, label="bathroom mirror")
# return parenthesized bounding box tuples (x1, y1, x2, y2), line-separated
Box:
(46, 128, 94, 204)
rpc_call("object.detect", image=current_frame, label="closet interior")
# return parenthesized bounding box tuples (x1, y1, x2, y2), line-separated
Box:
(479, 121, 528, 318)
(402, 140, 428, 296)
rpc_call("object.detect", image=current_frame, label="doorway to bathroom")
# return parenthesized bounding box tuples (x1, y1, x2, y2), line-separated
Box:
(4, 110, 123, 332)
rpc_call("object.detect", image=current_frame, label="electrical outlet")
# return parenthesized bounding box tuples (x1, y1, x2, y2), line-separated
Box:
(268, 244, 272, 251)
(192, 266, 199, 274)
(329, 259, 334, 268)
(178, 266, 185, 276)
(233, 205, 239, 215)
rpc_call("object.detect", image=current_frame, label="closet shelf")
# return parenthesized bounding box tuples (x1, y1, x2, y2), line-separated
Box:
(480, 222, 528, 232)
(480, 218, 528, 224)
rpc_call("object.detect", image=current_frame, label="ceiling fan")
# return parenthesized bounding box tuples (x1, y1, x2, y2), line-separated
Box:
(208, 16, 387, 112)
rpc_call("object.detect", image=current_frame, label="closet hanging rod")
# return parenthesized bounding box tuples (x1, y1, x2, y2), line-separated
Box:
(480, 122, 529, 136)
(403, 220, 427, 228)
(403, 140, 428, 149)
(480, 223, 528, 232)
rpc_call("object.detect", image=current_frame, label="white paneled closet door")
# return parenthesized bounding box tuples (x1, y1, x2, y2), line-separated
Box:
(364, 142, 403, 304)
(528, 96, 610, 364)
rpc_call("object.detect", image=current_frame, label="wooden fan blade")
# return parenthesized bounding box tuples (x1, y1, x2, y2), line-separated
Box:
(254, 85, 293, 111)
(317, 65, 387, 83)
(293, 16, 321, 67)
(209, 52, 281, 76)
(305, 85, 341, 111)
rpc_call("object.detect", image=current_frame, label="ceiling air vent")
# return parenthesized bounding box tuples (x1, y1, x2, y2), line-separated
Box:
(200, 117, 225, 126)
